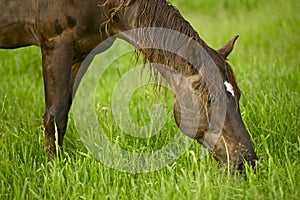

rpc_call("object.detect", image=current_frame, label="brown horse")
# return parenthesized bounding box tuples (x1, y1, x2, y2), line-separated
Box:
(0, 0, 257, 171)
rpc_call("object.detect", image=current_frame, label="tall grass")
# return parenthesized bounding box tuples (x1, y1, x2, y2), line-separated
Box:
(0, 0, 299, 199)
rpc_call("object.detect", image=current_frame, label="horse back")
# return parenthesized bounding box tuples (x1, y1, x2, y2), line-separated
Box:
(0, 0, 108, 51)
(0, 0, 39, 48)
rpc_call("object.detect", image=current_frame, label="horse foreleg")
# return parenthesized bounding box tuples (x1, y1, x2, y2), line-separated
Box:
(41, 39, 74, 160)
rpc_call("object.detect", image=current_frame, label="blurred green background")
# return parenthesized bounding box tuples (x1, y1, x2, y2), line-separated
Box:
(0, 0, 299, 199)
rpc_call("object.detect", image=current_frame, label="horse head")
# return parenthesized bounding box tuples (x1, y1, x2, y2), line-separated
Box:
(172, 36, 258, 171)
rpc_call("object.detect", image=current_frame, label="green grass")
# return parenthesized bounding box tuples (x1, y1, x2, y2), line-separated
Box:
(0, 0, 299, 199)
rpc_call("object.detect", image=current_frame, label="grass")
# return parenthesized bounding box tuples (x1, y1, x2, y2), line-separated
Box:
(0, 0, 299, 199)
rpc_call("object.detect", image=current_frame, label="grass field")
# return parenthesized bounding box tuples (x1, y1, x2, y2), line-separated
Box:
(0, 0, 299, 199)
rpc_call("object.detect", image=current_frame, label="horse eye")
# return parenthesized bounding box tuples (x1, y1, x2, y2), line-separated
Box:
(207, 97, 212, 105)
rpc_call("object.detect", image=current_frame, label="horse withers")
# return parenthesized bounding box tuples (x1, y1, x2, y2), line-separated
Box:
(0, 0, 257, 172)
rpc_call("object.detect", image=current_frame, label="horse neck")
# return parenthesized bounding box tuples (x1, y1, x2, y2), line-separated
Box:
(112, 0, 211, 77)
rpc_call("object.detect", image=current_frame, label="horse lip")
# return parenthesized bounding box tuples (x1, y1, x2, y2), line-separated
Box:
(236, 155, 258, 173)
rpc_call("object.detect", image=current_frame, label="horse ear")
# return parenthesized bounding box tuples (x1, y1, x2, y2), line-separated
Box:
(217, 35, 239, 59)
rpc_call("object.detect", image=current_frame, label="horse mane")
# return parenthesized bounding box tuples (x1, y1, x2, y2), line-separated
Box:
(100, 0, 241, 101)
(135, 0, 200, 40)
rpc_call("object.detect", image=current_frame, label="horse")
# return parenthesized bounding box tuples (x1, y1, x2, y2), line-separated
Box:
(0, 0, 258, 171)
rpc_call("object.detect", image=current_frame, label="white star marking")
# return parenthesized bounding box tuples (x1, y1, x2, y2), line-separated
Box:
(224, 81, 235, 97)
